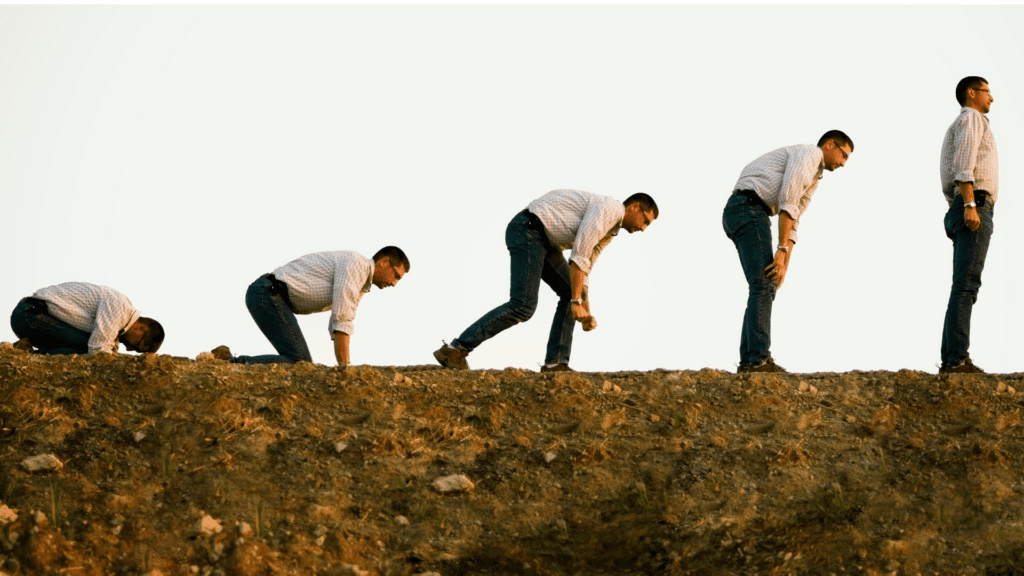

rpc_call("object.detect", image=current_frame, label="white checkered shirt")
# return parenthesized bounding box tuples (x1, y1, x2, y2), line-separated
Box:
(272, 250, 374, 337)
(733, 144, 825, 244)
(527, 189, 625, 277)
(32, 282, 142, 354)
(940, 107, 999, 204)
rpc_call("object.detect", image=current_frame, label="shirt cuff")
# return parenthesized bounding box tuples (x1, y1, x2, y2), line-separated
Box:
(331, 320, 355, 337)
(569, 255, 593, 275)
(953, 174, 975, 189)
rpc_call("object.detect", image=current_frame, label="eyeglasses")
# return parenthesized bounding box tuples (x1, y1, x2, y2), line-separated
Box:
(973, 88, 990, 93)
(391, 263, 404, 281)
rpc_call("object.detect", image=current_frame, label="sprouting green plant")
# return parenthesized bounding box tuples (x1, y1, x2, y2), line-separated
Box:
(791, 485, 865, 527)
(256, 500, 265, 538)
(49, 476, 63, 533)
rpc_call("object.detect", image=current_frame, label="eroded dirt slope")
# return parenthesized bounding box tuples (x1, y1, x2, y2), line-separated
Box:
(2, 345, 1024, 576)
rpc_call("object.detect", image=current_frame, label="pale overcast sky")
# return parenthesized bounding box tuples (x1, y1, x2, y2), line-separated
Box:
(1, 5, 1022, 373)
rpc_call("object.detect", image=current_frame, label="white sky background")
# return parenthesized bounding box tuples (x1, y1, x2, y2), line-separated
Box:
(1, 5, 1022, 374)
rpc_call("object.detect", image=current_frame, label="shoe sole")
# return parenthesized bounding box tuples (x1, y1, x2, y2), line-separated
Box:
(433, 349, 467, 370)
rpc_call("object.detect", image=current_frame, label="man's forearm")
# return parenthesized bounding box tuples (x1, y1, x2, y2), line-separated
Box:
(778, 211, 797, 248)
(569, 263, 586, 300)
(957, 181, 976, 203)
(333, 331, 350, 366)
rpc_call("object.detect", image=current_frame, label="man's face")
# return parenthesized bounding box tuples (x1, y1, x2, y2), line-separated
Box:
(372, 259, 406, 289)
(622, 202, 656, 234)
(121, 323, 147, 352)
(967, 82, 993, 114)
(822, 140, 853, 172)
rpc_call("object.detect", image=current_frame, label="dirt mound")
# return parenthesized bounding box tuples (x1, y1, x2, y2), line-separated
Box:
(2, 344, 1024, 575)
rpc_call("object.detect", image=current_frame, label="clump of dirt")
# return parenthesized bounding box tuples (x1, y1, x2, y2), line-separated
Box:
(2, 344, 1024, 575)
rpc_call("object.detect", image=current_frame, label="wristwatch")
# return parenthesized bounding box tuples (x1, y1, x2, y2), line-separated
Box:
(963, 201, 977, 209)
(571, 298, 585, 306)
(776, 244, 789, 253)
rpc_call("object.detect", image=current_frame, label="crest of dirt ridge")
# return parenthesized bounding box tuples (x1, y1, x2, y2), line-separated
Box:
(2, 344, 1024, 575)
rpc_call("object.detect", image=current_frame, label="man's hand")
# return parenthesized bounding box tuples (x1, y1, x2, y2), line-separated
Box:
(964, 206, 981, 232)
(764, 250, 789, 290)
(572, 302, 590, 322)
(582, 316, 598, 331)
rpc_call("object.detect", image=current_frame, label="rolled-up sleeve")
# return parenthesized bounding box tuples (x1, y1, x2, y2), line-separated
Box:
(328, 258, 372, 336)
(777, 149, 822, 244)
(569, 200, 623, 274)
(777, 148, 820, 222)
(952, 112, 984, 186)
(88, 297, 135, 354)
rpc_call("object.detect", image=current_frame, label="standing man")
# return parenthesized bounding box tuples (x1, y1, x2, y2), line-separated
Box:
(215, 247, 409, 366)
(939, 76, 998, 374)
(433, 189, 658, 372)
(723, 130, 854, 373)
(10, 282, 164, 355)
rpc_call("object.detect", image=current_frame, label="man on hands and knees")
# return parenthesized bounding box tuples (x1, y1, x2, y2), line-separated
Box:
(215, 247, 409, 367)
(939, 76, 998, 374)
(11, 282, 164, 355)
(433, 189, 658, 372)
(723, 130, 854, 373)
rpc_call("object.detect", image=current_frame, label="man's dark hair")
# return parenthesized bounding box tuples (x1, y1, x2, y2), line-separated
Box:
(817, 130, 854, 152)
(956, 76, 988, 106)
(623, 192, 659, 219)
(373, 246, 410, 272)
(134, 317, 165, 353)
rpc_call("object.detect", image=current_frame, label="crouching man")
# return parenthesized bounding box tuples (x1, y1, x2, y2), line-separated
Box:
(11, 281, 164, 355)
(216, 247, 409, 367)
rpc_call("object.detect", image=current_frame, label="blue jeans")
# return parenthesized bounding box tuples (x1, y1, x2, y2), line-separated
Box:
(233, 275, 313, 364)
(941, 196, 995, 365)
(453, 210, 576, 365)
(10, 298, 91, 354)
(723, 192, 776, 366)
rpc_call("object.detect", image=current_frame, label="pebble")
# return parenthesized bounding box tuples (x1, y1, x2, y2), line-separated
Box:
(433, 474, 475, 493)
(395, 515, 410, 526)
(195, 351, 214, 362)
(193, 515, 223, 536)
(208, 542, 225, 562)
(544, 452, 557, 463)
(603, 381, 613, 391)
(237, 521, 253, 537)
(0, 504, 17, 524)
(31, 511, 48, 527)
(134, 432, 146, 443)
(334, 442, 349, 453)
(21, 454, 63, 472)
